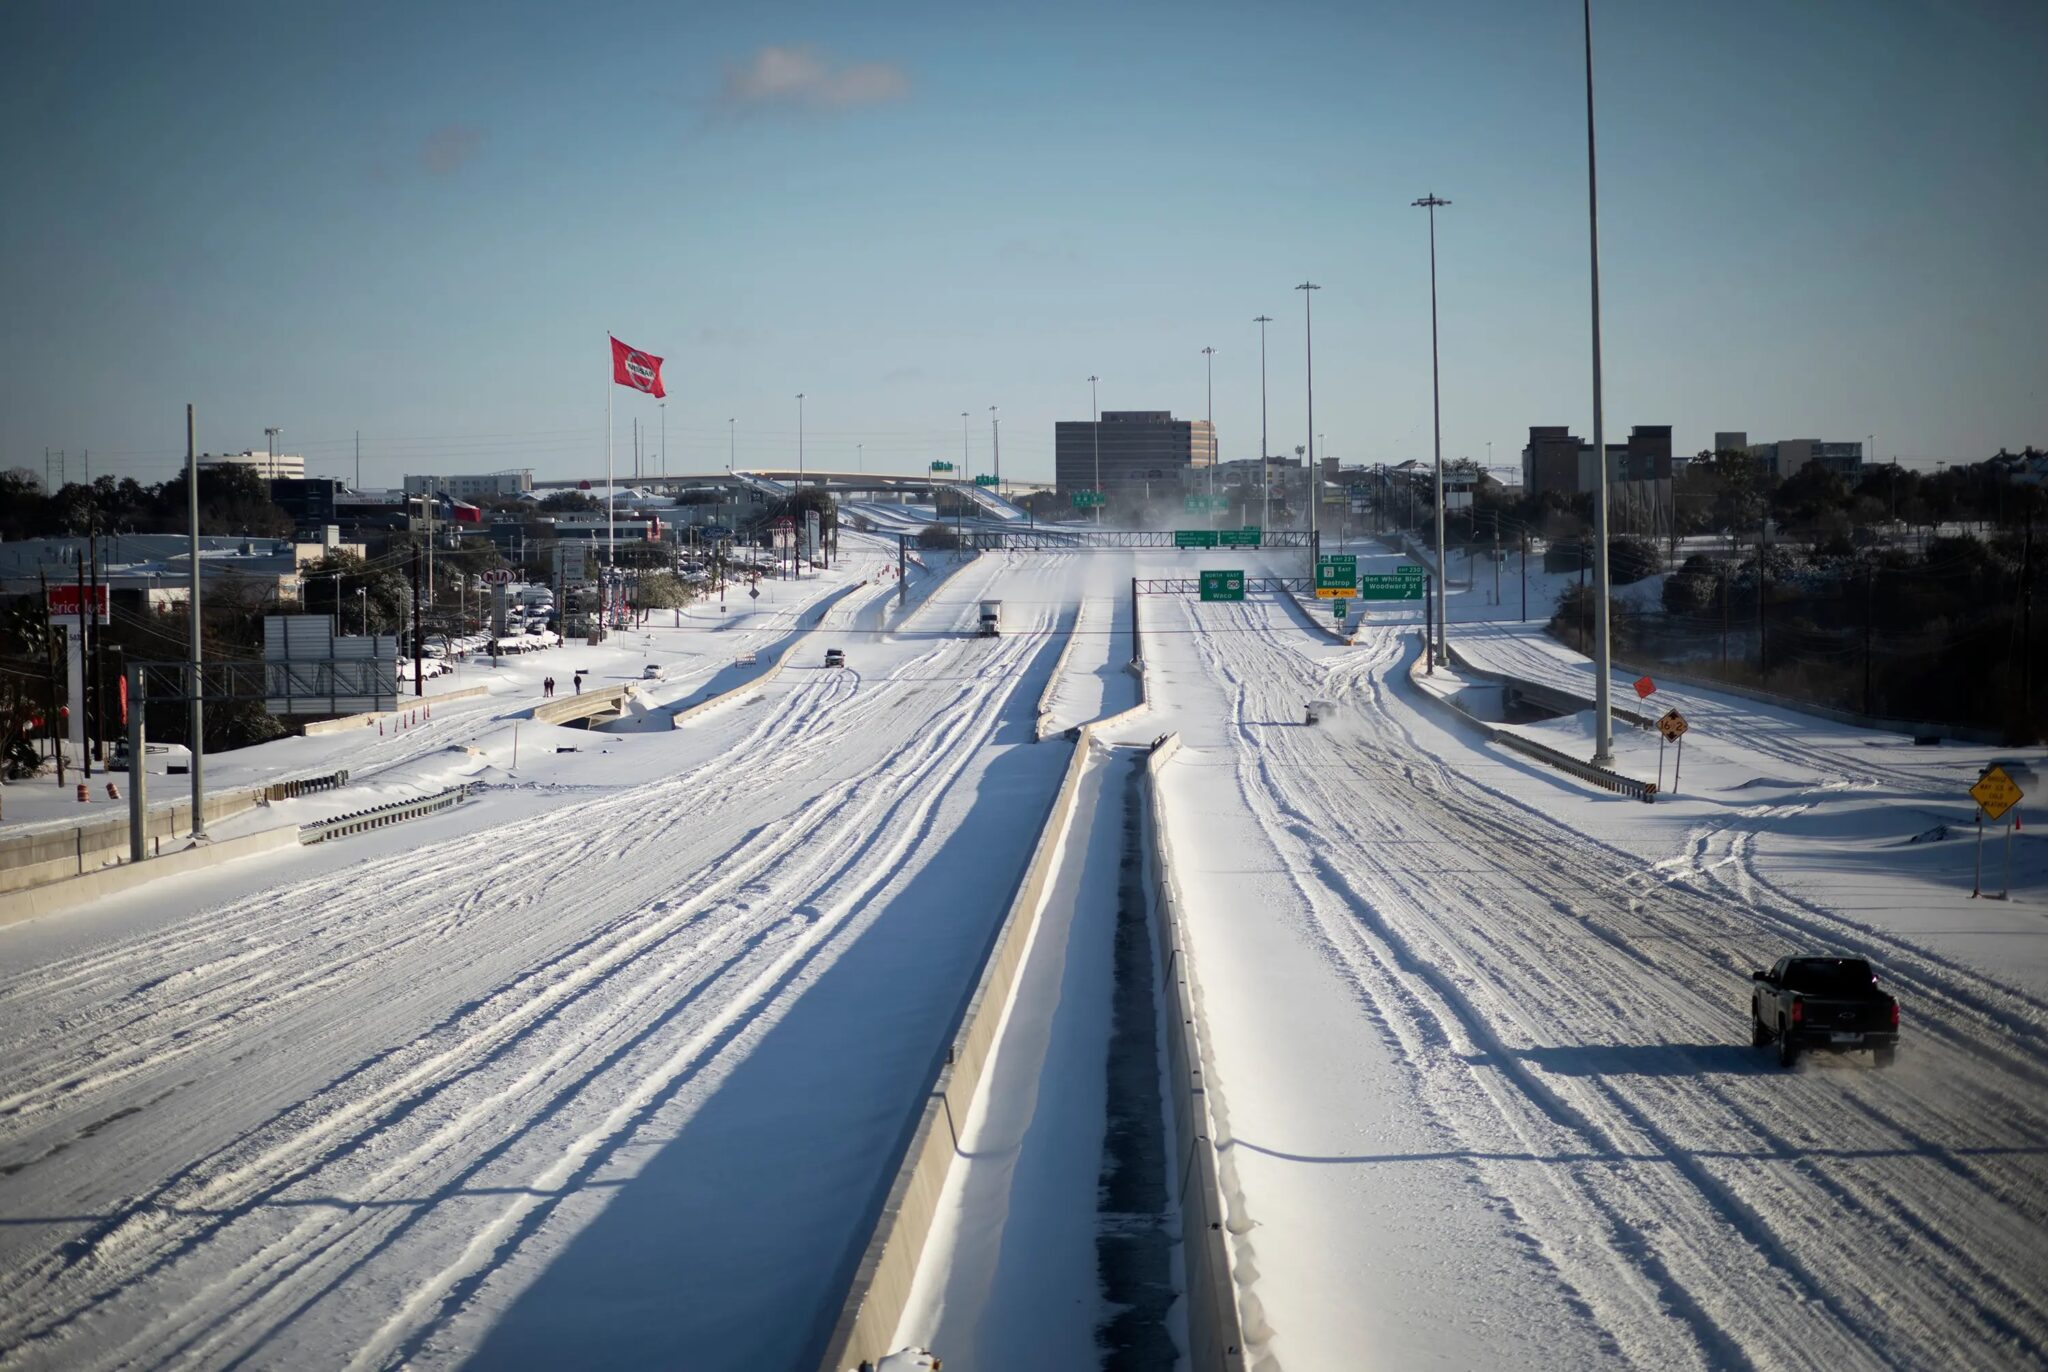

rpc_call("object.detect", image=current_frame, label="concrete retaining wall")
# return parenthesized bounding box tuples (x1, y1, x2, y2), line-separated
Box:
(1142, 734, 1248, 1371)
(0, 826, 299, 929)
(816, 727, 1096, 1372)
(2, 788, 261, 893)
(1032, 604, 1085, 740)
(530, 684, 634, 727)
(302, 685, 491, 735)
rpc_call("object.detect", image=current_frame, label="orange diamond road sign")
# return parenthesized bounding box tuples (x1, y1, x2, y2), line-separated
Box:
(1634, 675, 1656, 699)
(1657, 709, 1688, 741)
(1971, 766, 2023, 823)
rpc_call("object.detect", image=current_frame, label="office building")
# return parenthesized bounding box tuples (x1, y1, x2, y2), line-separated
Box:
(1519, 424, 1674, 536)
(1053, 410, 1215, 496)
(403, 471, 535, 501)
(199, 449, 305, 480)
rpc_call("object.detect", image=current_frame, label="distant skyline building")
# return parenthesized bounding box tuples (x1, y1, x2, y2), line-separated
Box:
(402, 471, 534, 500)
(1520, 423, 1674, 536)
(199, 449, 304, 480)
(1053, 410, 1214, 496)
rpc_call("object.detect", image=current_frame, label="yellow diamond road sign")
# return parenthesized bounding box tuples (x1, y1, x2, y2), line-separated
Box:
(1971, 765, 2024, 823)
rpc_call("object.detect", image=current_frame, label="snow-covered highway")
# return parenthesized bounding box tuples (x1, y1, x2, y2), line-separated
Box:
(1134, 587, 2048, 1370)
(0, 551, 1082, 1369)
(1, 542, 2043, 1372)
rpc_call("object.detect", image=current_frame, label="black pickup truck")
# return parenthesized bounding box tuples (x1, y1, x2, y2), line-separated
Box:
(1751, 957, 1899, 1068)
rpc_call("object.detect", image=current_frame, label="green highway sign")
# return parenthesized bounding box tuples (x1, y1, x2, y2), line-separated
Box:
(1314, 555, 1357, 598)
(1071, 490, 1105, 508)
(1174, 529, 1219, 548)
(1183, 494, 1229, 512)
(973, 474, 999, 486)
(1333, 600, 1350, 619)
(1218, 528, 1261, 547)
(1199, 570, 1245, 602)
(1358, 573, 1425, 600)
(929, 461, 955, 473)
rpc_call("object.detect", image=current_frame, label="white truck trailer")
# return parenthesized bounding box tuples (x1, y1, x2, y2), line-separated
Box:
(977, 600, 1002, 637)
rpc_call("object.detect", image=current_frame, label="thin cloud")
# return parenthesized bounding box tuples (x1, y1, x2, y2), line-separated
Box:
(716, 45, 909, 115)
(420, 123, 484, 175)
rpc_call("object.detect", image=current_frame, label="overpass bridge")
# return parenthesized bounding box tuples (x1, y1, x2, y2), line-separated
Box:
(531, 469, 1032, 522)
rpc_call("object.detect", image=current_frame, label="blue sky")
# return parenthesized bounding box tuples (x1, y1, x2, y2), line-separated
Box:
(4, 0, 2044, 489)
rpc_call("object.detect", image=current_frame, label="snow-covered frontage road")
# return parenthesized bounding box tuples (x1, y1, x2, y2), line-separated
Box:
(1131, 590, 2048, 1372)
(0, 552, 1085, 1371)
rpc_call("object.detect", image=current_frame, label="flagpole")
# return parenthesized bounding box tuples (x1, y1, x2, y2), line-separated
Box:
(605, 335, 614, 569)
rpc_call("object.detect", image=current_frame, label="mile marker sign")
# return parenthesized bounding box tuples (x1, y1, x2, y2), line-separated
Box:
(1971, 765, 2023, 823)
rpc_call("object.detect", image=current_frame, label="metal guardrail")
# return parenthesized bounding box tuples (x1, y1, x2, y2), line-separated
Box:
(1488, 729, 1657, 802)
(264, 769, 349, 803)
(298, 783, 473, 844)
(1411, 636, 1656, 803)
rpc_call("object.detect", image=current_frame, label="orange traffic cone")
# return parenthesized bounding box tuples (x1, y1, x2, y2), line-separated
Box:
(76, 782, 88, 803)
(106, 781, 120, 800)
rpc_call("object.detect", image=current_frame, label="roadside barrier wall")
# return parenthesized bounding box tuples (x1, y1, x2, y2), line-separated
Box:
(0, 768, 350, 894)
(1143, 733, 1249, 1370)
(1409, 636, 1657, 802)
(1033, 604, 1085, 740)
(0, 826, 299, 928)
(302, 685, 490, 735)
(817, 726, 1096, 1372)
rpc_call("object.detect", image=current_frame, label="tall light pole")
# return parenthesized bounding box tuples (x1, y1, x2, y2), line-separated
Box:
(1088, 375, 1101, 525)
(1582, 0, 1615, 764)
(857, 441, 864, 473)
(796, 394, 805, 486)
(1254, 315, 1273, 532)
(659, 401, 666, 481)
(1201, 346, 1217, 520)
(1415, 193, 1451, 663)
(990, 406, 1000, 496)
(1296, 282, 1320, 550)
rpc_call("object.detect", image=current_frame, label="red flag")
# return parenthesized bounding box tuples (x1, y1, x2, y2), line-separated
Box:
(610, 336, 666, 398)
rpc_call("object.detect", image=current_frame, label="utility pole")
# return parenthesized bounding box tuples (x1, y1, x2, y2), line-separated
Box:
(990, 406, 1001, 495)
(1520, 532, 1528, 622)
(2023, 504, 2036, 740)
(188, 405, 206, 837)
(75, 542, 90, 779)
(1255, 315, 1273, 532)
(412, 542, 425, 697)
(354, 429, 361, 489)
(1864, 561, 1876, 716)
(1415, 194, 1451, 661)
(1089, 375, 1102, 525)
(40, 568, 63, 785)
(1202, 345, 1217, 526)
(1297, 281, 1321, 554)
(1582, 0, 1616, 764)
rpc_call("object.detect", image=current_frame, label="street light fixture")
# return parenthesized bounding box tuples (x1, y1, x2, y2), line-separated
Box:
(1296, 282, 1320, 550)
(728, 418, 735, 472)
(1414, 192, 1451, 667)
(1254, 315, 1273, 531)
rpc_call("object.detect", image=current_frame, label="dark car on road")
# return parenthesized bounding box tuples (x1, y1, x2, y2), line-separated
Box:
(824, 648, 845, 669)
(1751, 956, 1899, 1068)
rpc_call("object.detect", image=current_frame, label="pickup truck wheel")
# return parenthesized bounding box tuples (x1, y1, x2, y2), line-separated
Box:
(1751, 1005, 1771, 1048)
(1777, 1028, 1799, 1069)
(1874, 1046, 1896, 1069)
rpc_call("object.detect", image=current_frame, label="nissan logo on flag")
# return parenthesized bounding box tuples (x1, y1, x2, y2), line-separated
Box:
(609, 336, 667, 399)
